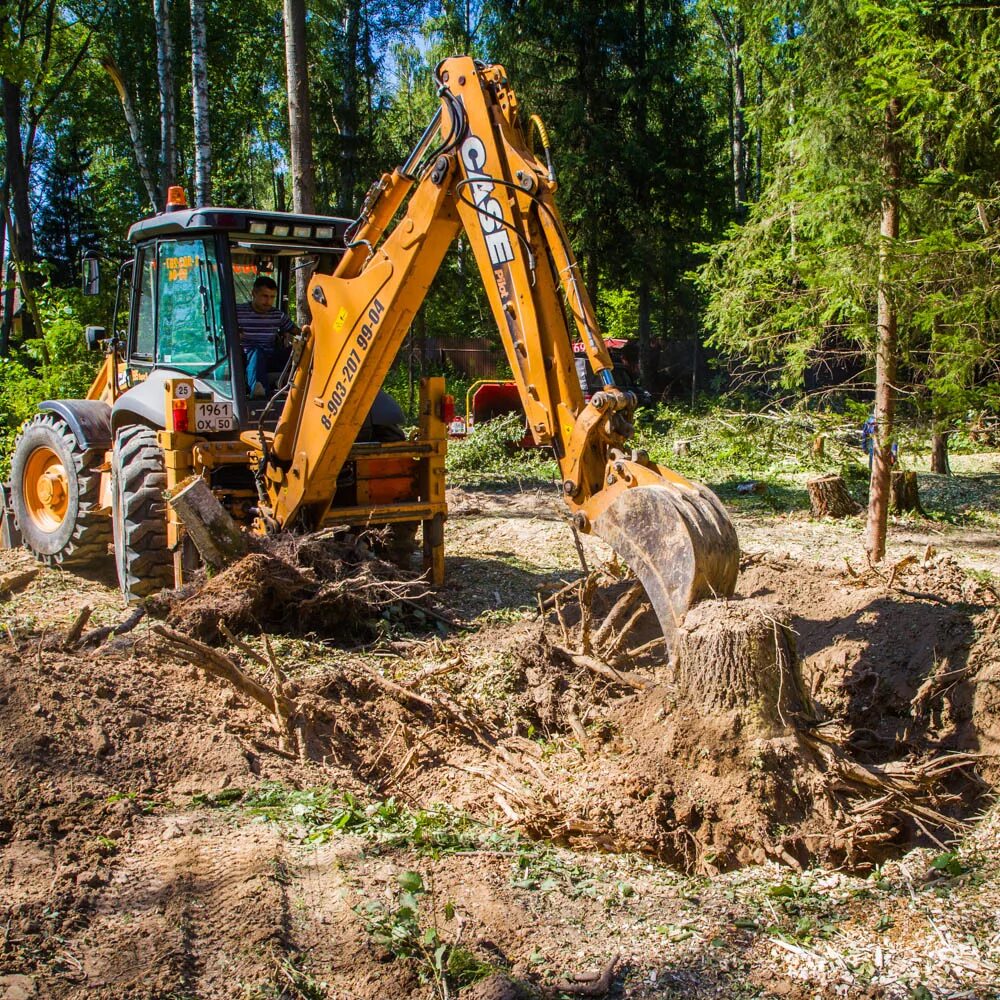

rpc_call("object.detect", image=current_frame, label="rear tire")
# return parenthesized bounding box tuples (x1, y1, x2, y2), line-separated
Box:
(10, 412, 111, 567)
(111, 426, 174, 602)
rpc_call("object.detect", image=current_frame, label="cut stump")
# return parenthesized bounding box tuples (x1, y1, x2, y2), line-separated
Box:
(807, 474, 861, 518)
(673, 599, 807, 735)
(890, 470, 924, 515)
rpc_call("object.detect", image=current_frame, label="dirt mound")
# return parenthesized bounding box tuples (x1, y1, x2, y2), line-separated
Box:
(383, 555, 997, 874)
(159, 530, 431, 642)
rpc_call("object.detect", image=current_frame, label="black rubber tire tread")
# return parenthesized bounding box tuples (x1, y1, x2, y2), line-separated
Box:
(112, 425, 174, 602)
(10, 412, 112, 567)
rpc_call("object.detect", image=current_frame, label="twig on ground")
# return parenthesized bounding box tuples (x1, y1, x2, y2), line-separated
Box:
(548, 954, 620, 997)
(63, 606, 92, 649)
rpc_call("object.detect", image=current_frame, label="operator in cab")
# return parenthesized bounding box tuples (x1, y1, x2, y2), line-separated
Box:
(237, 275, 298, 398)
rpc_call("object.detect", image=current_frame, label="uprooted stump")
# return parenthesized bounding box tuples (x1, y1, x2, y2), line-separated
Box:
(158, 530, 432, 643)
(807, 473, 862, 518)
(673, 599, 809, 735)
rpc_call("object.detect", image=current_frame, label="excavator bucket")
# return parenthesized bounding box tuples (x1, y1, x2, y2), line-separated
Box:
(591, 479, 739, 642)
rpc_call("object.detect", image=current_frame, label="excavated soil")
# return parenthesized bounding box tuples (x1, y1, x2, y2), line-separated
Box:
(1, 496, 999, 997)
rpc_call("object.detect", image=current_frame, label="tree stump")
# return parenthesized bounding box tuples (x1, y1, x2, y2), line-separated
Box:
(930, 432, 951, 475)
(807, 474, 861, 518)
(166, 474, 248, 570)
(890, 470, 924, 515)
(673, 599, 808, 735)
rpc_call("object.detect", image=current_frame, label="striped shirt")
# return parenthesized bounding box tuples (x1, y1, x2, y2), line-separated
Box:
(236, 302, 296, 351)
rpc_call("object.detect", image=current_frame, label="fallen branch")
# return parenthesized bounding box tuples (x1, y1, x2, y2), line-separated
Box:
(80, 607, 146, 649)
(591, 582, 643, 650)
(0, 567, 39, 597)
(152, 625, 297, 741)
(351, 660, 437, 710)
(548, 954, 620, 997)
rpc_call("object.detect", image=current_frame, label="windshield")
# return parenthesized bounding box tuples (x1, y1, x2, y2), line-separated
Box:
(155, 239, 230, 387)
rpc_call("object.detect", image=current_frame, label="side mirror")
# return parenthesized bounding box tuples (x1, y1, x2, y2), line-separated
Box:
(81, 251, 101, 296)
(84, 325, 106, 352)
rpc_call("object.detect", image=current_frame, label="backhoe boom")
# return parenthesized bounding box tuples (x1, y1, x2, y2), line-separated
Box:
(267, 57, 739, 636)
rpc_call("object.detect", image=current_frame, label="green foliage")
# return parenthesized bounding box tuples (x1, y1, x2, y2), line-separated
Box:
(235, 781, 497, 854)
(696, 0, 1000, 423)
(357, 871, 493, 996)
(0, 284, 105, 476)
(445, 411, 559, 484)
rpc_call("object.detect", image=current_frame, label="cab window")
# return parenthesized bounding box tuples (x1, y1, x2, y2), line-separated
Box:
(155, 239, 230, 384)
(132, 251, 155, 360)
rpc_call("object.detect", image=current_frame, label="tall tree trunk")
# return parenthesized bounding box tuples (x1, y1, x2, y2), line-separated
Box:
(2, 77, 38, 342)
(189, 0, 212, 207)
(153, 0, 177, 199)
(101, 57, 160, 211)
(731, 19, 747, 221)
(633, 0, 652, 389)
(283, 0, 316, 320)
(637, 278, 653, 390)
(711, 10, 747, 221)
(340, 0, 361, 215)
(754, 66, 763, 202)
(1, 175, 12, 356)
(865, 97, 902, 563)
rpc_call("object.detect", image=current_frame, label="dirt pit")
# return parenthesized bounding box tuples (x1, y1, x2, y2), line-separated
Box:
(348, 550, 995, 876)
(149, 542, 997, 875)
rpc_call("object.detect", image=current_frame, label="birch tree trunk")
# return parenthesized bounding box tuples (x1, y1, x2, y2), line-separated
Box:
(865, 97, 902, 563)
(101, 57, 160, 211)
(153, 0, 177, 199)
(283, 0, 316, 319)
(189, 0, 212, 207)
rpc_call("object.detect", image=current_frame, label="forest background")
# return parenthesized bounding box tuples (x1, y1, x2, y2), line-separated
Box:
(1, 0, 999, 500)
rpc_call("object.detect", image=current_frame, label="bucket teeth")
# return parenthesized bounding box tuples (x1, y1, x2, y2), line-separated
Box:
(592, 482, 739, 640)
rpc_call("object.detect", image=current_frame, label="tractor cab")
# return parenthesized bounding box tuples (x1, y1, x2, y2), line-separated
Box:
(108, 195, 353, 435)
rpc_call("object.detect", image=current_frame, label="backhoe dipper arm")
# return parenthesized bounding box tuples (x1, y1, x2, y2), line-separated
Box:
(268, 57, 738, 637)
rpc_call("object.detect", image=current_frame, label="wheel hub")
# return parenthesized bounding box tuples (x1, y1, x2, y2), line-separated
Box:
(23, 447, 70, 532)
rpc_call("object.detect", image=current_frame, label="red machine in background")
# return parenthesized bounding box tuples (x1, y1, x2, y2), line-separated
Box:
(449, 339, 651, 444)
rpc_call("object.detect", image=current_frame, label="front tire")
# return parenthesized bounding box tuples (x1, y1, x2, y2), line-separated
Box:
(111, 426, 174, 602)
(10, 413, 111, 567)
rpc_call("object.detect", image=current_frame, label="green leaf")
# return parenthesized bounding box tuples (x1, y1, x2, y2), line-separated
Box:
(398, 871, 424, 893)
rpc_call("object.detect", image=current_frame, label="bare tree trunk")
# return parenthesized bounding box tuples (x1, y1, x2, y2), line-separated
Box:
(0, 175, 9, 355)
(189, 0, 212, 207)
(101, 57, 160, 211)
(340, 0, 361, 215)
(711, 10, 747, 221)
(638, 277, 653, 390)
(2, 77, 38, 342)
(865, 97, 902, 563)
(731, 20, 747, 221)
(153, 0, 177, 199)
(283, 0, 316, 319)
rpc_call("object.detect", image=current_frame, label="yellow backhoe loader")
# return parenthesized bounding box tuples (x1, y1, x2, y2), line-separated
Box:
(1, 57, 738, 638)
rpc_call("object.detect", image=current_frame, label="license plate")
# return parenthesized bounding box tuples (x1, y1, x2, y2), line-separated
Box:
(194, 401, 235, 432)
